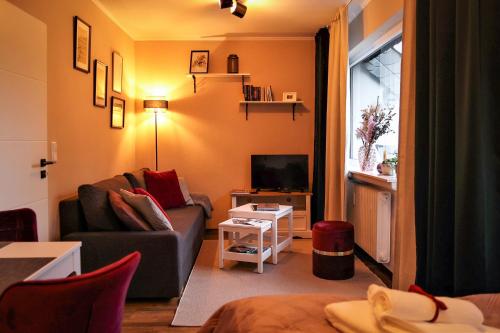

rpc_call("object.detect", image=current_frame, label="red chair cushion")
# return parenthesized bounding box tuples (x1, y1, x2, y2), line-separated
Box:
(313, 220, 354, 252)
(0, 208, 37, 242)
(0, 252, 141, 333)
(143, 170, 186, 209)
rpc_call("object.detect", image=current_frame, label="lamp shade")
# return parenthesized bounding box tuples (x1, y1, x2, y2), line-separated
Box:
(219, 0, 232, 9)
(143, 99, 168, 110)
(231, 1, 247, 18)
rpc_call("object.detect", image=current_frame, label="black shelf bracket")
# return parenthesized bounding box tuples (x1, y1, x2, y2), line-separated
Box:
(192, 75, 197, 93)
(241, 76, 245, 93)
(242, 102, 299, 121)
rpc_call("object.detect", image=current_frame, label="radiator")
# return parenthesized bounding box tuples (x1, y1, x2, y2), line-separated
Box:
(348, 183, 391, 263)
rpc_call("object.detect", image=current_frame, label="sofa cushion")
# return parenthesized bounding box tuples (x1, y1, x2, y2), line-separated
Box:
(124, 168, 150, 189)
(144, 170, 186, 209)
(77, 175, 131, 231)
(108, 190, 152, 231)
(120, 189, 173, 231)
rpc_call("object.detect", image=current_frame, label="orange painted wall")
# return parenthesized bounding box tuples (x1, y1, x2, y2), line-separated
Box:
(135, 40, 315, 228)
(7, 0, 136, 239)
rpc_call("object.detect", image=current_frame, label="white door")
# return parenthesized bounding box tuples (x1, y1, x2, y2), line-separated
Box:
(0, 0, 49, 240)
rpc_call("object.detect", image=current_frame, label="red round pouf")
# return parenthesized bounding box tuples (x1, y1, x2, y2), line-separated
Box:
(312, 221, 354, 280)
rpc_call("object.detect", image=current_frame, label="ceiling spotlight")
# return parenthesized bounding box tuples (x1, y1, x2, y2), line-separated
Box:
(231, 1, 247, 18)
(219, 0, 233, 9)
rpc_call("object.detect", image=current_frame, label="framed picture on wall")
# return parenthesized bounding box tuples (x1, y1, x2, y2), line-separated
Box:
(112, 51, 123, 93)
(73, 16, 91, 73)
(110, 97, 125, 129)
(189, 50, 209, 73)
(93, 60, 108, 108)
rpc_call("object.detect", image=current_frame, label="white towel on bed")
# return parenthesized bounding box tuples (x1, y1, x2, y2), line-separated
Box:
(367, 284, 484, 327)
(325, 284, 500, 333)
(325, 300, 500, 333)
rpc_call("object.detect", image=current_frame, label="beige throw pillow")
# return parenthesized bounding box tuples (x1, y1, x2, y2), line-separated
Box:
(178, 176, 194, 205)
(119, 189, 174, 231)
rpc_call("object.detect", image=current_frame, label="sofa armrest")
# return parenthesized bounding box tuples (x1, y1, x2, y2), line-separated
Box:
(63, 231, 183, 298)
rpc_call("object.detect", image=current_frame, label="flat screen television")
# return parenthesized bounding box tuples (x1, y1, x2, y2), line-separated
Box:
(251, 154, 308, 192)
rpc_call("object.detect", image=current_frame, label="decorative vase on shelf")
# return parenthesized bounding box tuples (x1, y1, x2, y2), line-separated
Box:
(358, 145, 377, 171)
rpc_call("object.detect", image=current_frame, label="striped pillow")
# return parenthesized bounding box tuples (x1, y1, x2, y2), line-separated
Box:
(119, 189, 173, 231)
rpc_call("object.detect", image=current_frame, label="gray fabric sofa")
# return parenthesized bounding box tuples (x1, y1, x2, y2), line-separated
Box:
(59, 171, 206, 299)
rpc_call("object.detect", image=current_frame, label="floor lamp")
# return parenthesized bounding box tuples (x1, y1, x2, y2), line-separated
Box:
(143, 99, 168, 171)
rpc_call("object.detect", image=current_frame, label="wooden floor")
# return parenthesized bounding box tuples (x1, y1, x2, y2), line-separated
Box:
(122, 231, 219, 333)
(123, 298, 198, 333)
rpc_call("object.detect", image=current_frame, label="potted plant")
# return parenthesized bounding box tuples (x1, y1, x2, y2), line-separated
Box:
(355, 98, 395, 171)
(381, 154, 398, 176)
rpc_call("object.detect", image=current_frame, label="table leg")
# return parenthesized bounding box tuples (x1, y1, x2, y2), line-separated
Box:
(288, 212, 293, 250)
(272, 217, 278, 264)
(218, 227, 224, 269)
(257, 229, 264, 273)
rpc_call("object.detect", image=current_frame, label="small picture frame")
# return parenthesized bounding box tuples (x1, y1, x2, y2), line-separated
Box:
(189, 50, 209, 73)
(73, 16, 91, 73)
(110, 97, 125, 129)
(112, 51, 123, 93)
(93, 60, 108, 108)
(282, 92, 297, 102)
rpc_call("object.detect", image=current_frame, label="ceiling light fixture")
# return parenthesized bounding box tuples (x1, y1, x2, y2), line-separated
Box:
(231, 1, 247, 18)
(219, 0, 233, 9)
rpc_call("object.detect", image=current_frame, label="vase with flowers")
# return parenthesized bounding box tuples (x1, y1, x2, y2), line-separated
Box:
(355, 98, 395, 171)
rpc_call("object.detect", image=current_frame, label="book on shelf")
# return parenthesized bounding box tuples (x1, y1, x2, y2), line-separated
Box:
(243, 85, 274, 102)
(256, 203, 280, 211)
(228, 245, 270, 254)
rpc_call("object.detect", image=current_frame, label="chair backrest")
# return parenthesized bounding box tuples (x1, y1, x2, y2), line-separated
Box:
(0, 208, 38, 241)
(0, 251, 141, 333)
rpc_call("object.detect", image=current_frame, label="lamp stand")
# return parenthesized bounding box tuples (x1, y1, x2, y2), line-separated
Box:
(155, 111, 158, 171)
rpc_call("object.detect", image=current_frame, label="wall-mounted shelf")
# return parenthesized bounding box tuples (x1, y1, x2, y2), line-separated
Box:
(188, 73, 251, 93)
(239, 101, 304, 121)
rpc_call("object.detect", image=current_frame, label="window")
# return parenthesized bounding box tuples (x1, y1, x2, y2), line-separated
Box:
(349, 36, 402, 162)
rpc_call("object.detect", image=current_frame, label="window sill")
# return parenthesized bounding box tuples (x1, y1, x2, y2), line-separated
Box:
(348, 169, 397, 191)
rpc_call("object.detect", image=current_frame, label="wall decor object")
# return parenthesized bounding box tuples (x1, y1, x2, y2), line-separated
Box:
(227, 54, 239, 73)
(282, 92, 297, 102)
(189, 50, 209, 74)
(93, 60, 108, 108)
(110, 96, 125, 129)
(112, 51, 123, 93)
(231, 1, 247, 18)
(73, 16, 91, 73)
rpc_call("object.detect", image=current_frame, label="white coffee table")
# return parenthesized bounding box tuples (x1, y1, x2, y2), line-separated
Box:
(228, 203, 293, 265)
(218, 218, 272, 273)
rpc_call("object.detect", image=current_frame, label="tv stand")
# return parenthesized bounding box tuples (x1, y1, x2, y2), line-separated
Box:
(230, 191, 312, 238)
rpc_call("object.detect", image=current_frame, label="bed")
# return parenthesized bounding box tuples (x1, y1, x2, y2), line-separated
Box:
(198, 293, 500, 333)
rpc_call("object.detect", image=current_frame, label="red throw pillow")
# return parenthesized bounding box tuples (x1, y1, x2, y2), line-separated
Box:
(143, 170, 186, 209)
(132, 188, 173, 221)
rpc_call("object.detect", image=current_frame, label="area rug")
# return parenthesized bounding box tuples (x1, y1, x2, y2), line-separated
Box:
(172, 239, 383, 326)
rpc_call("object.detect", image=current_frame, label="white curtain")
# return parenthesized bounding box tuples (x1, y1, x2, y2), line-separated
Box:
(324, 6, 349, 221)
(393, 0, 417, 290)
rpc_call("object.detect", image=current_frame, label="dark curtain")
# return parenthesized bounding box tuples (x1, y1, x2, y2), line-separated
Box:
(311, 27, 330, 225)
(415, 0, 500, 296)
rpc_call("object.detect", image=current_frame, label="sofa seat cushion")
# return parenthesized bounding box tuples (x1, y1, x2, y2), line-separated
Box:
(167, 206, 205, 286)
(144, 170, 186, 209)
(78, 175, 131, 231)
